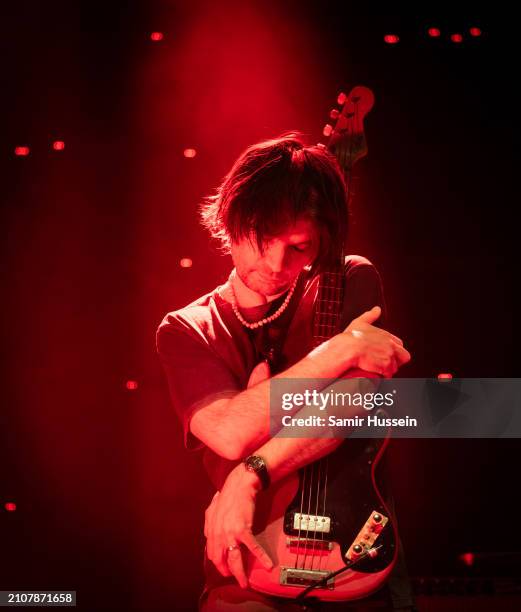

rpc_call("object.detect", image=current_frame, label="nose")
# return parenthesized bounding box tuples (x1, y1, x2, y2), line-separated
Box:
(264, 241, 287, 275)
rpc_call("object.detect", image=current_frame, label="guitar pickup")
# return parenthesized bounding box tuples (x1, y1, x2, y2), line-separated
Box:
(293, 513, 331, 533)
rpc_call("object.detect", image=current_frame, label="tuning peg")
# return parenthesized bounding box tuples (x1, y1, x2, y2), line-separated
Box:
(323, 124, 333, 137)
(337, 92, 347, 105)
(329, 109, 340, 120)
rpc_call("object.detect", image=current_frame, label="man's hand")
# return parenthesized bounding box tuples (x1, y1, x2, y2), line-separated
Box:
(342, 306, 411, 377)
(204, 463, 273, 588)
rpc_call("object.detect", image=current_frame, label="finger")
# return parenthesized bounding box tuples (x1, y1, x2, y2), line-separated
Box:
(241, 531, 273, 570)
(355, 305, 381, 325)
(389, 333, 403, 346)
(204, 542, 225, 575)
(381, 357, 396, 379)
(205, 518, 220, 565)
(389, 356, 398, 377)
(247, 360, 271, 388)
(395, 346, 412, 365)
(218, 548, 233, 577)
(216, 556, 234, 578)
(204, 491, 219, 540)
(211, 543, 233, 578)
(226, 546, 249, 589)
(206, 536, 217, 568)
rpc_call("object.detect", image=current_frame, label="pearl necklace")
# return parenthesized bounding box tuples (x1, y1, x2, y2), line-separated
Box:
(229, 272, 299, 330)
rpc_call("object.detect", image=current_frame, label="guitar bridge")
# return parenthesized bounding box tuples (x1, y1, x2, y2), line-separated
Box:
(280, 567, 334, 589)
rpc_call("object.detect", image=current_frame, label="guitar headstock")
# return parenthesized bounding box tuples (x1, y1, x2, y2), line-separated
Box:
(322, 86, 375, 177)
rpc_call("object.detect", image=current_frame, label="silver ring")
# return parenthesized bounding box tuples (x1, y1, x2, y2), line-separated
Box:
(227, 544, 240, 553)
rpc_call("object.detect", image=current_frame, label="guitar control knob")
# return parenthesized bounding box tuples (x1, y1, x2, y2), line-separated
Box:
(337, 92, 347, 105)
(329, 109, 340, 120)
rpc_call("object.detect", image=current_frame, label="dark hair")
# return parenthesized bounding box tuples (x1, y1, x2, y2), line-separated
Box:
(199, 133, 349, 273)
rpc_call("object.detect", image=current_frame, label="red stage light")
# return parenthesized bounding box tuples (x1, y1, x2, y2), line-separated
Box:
(53, 141, 65, 151)
(451, 34, 463, 43)
(4, 502, 17, 512)
(14, 146, 30, 156)
(460, 552, 475, 567)
(126, 380, 138, 391)
(428, 28, 441, 38)
(384, 34, 400, 45)
(150, 32, 164, 42)
(469, 27, 482, 37)
(180, 258, 193, 268)
(438, 373, 453, 381)
(183, 148, 197, 158)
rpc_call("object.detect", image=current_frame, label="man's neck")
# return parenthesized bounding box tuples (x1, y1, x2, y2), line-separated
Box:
(223, 269, 286, 308)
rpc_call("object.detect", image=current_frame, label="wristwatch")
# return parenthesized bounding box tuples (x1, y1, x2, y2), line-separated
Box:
(243, 455, 270, 490)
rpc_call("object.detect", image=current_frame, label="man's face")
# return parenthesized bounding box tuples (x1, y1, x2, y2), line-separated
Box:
(230, 217, 319, 298)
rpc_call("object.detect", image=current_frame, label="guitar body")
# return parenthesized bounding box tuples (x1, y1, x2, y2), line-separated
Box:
(246, 437, 397, 602)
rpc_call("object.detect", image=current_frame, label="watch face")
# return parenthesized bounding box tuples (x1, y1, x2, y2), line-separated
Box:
(245, 455, 269, 490)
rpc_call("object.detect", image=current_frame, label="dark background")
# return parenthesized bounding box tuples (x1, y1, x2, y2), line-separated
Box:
(1, 1, 519, 610)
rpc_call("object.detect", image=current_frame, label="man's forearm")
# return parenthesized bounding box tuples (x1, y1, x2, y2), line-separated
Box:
(217, 334, 362, 459)
(229, 392, 366, 498)
(246, 374, 374, 484)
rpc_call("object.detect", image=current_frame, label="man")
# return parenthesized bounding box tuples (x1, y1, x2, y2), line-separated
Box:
(157, 134, 414, 610)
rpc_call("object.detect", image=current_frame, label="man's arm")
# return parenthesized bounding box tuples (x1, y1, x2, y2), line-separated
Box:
(203, 358, 404, 587)
(191, 305, 409, 460)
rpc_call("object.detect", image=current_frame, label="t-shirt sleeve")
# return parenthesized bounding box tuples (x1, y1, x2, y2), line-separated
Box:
(156, 314, 241, 451)
(342, 256, 387, 330)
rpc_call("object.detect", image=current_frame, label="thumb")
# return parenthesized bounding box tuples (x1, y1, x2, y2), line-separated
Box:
(356, 305, 381, 325)
(247, 360, 271, 389)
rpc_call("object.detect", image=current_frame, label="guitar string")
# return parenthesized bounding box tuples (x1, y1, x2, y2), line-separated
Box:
(294, 267, 343, 574)
(317, 454, 329, 573)
(294, 461, 307, 569)
(309, 268, 338, 572)
(303, 273, 327, 569)
(315, 267, 337, 573)
(322, 102, 355, 577)
(299, 274, 325, 571)
(301, 461, 315, 570)
(298, 272, 324, 571)
(344, 98, 355, 211)
(317, 268, 339, 571)
(311, 270, 334, 570)
(293, 98, 357, 577)
(310, 450, 322, 569)
(303, 96, 360, 580)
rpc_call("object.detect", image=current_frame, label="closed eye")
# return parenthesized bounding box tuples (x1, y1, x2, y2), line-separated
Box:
(291, 244, 310, 253)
